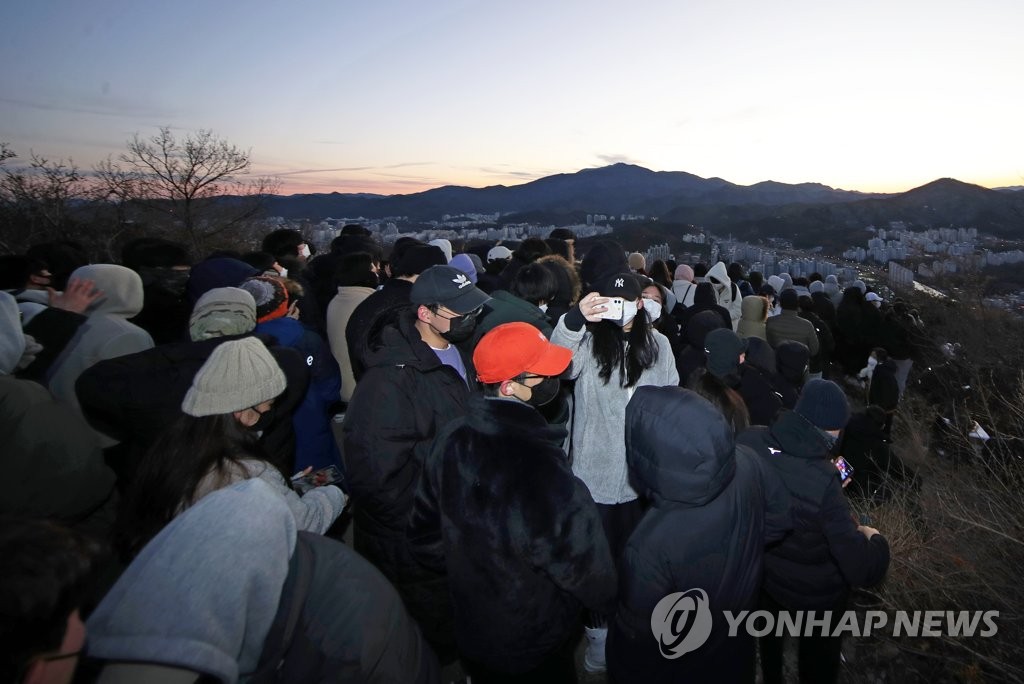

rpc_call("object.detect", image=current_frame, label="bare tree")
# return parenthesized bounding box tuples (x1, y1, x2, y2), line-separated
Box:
(96, 126, 280, 254)
(0, 145, 92, 253)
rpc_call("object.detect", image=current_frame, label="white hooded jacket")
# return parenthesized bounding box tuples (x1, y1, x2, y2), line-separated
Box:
(706, 261, 742, 330)
(45, 264, 154, 431)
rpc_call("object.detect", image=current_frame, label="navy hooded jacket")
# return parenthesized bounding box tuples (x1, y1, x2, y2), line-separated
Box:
(607, 387, 791, 684)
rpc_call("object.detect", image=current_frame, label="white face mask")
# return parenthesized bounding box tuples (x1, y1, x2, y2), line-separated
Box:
(618, 300, 638, 327)
(538, 303, 549, 314)
(277, 267, 288, 278)
(299, 244, 311, 259)
(642, 299, 662, 322)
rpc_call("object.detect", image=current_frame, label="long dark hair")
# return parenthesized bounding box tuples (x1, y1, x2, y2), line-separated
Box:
(587, 308, 660, 388)
(687, 368, 750, 433)
(116, 412, 280, 559)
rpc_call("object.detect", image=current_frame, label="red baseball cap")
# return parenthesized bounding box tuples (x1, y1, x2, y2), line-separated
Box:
(474, 322, 573, 384)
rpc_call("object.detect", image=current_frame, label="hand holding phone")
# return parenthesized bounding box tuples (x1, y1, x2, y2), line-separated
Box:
(291, 465, 343, 494)
(834, 456, 854, 486)
(596, 297, 624, 321)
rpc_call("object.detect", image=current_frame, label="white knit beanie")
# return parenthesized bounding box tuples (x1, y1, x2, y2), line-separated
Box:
(182, 337, 287, 416)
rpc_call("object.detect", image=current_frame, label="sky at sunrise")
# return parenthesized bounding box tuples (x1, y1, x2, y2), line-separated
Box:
(2, 0, 1022, 197)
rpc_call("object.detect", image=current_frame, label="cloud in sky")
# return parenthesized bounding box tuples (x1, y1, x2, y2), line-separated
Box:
(597, 153, 643, 166)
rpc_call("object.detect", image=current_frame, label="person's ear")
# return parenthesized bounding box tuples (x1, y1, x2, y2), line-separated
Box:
(234, 409, 257, 427)
(500, 380, 516, 396)
(416, 305, 432, 323)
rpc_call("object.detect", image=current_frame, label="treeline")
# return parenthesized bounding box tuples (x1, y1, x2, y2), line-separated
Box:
(0, 128, 279, 260)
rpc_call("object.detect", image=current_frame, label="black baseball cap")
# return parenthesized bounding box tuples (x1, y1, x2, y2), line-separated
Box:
(411, 265, 492, 314)
(600, 272, 642, 300)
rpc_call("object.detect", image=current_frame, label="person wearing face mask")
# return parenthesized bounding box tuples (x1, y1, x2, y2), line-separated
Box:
(241, 276, 343, 475)
(738, 380, 890, 684)
(341, 264, 490, 657)
(550, 272, 679, 674)
(640, 279, 681, 357)
(115, 337, 345, 559)
(409, 322, 616, 682)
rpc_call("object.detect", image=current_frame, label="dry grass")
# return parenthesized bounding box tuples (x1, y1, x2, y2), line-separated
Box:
(839, 294, 1024, 684)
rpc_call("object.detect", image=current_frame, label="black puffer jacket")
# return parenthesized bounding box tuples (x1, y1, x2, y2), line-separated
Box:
(344, 278, 414, 382)
(738, 410, 891, 610)
(739, 338, 784, 426)
(341, 308, 472, 648)
(608, 387, 791, 684)
(676, 282, 732, 337)
(75, 334, 308, 483)
(409, 396, 615, 673)
(674, 309, 728, 386)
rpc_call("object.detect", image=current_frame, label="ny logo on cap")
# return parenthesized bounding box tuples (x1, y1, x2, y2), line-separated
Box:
(615, 278, 624, 288)
(452, 274, 471, 289)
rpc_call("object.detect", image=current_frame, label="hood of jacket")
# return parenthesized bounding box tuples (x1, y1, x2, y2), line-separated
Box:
(769, 409, 834, 460)
(72, 264, 145, 318)
(706, 261, 732, 291)
(363, 306, 449, 373)
(0, 292, 25, 375)
(741, 295, 768, 322)
(693, 281, 717, 307)
(775, 340, 810, 384)
(744, 336, 776, 374)
(625, 386, 736, 507)
(580, 240, 628, 291)
(186, 258, 259, 305)
(685, 309, 728, 349)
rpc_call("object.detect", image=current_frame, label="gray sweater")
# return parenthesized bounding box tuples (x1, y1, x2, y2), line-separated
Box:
(551, 313, 678, 504)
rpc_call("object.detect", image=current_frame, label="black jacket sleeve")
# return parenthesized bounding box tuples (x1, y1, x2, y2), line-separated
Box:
(19, 308, 87, 381)
(820, 479, 891, 588)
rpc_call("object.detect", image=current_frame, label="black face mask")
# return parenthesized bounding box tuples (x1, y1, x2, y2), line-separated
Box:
(525, 376, 561, 408)
(441, 312, 478, 343)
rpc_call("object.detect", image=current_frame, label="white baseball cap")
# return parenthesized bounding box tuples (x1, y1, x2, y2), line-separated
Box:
(487, 246, 513, 262)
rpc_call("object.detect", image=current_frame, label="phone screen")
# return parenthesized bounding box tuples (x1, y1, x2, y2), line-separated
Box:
(292, 465, 343, 494)
(834, 457, 854, 482)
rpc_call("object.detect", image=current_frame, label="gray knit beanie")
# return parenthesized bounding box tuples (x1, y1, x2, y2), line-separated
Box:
(189, 287, 257, 341)
(182, 337, 287, 416)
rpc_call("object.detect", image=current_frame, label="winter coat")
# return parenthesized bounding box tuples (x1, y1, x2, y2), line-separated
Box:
(341, 308, 472, 645)
(774, 341, 810, 409)
(607, 387, 791, 684)
(839, 410, 916, 501)
(671, 279, 698, 309)
(326, 285, 375, 402)
(253, 317, 342, 473)
(46, 265, 155, 431)
(738, 338, 784, 427)
(189, 458, 344, 534)
(766, 309, 820, 357)
(811, 291, 839, 335)
(76, 335, 309, 484)
(471, 289, 553, 347)
(551, 310, 679, 504)
(738, 410, 891, 609)
(868, 358, 900, 412)
(0, 376, 117, 539)
(18, 307, 87, 382)
(676, 282, 732, 339)
(737, 295, 769, 341)
(706, 261, 742, 329)
(836, 287, 870, 374)
(798, 309, 834, 374)
(88, 478, 438, 684)
(674, 310, 728, 387)
(344, 278, 414, 383)
(409, 396, 615, 673)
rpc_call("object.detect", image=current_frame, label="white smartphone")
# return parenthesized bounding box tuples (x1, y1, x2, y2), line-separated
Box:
(597, 297, 624, 320)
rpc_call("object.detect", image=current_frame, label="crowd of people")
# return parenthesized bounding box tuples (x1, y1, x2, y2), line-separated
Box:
(1, 227, 930, 683)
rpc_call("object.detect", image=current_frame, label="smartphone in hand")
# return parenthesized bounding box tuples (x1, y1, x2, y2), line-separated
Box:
(834, 456, 854, 484)
(291, 465, 343, 494)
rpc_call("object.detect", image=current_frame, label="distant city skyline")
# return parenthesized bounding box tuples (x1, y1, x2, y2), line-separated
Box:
(2, 0, 1022, 197)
